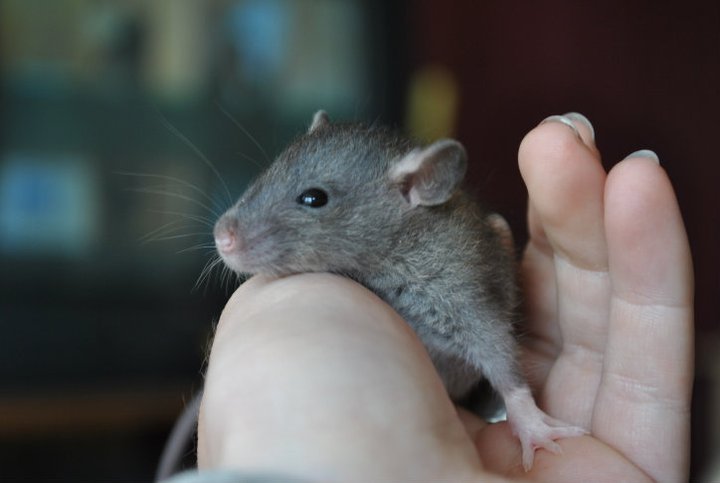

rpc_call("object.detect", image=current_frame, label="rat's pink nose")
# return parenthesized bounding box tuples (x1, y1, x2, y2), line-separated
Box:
(215, 231, 236, 254)
(214, 215, 239, 254)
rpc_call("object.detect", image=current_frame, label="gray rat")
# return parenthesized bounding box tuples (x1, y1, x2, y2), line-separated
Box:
(213, 111, 585, 470)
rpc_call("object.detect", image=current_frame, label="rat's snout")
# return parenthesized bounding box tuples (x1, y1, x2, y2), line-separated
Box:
(214, 215, 240, 255)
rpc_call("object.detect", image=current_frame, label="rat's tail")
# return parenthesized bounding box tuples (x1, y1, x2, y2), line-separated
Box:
(155, 389, 204, 482)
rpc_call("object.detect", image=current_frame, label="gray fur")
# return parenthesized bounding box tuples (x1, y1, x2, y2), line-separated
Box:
(215, 113, 524, 401)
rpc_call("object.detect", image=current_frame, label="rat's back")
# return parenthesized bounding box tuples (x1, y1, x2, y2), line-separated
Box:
(358, 189, 520, 398)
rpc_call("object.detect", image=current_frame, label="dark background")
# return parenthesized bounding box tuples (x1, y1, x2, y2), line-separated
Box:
(0, 0, 717, 481)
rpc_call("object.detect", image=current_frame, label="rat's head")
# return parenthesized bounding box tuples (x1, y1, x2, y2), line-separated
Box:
(214, 110, 467, 276)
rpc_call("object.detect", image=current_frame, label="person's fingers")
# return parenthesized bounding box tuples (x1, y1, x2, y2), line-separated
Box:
(521, 113, 604, 268)
(198, 273, 483, 481)
(518, 113, 610, 427)
(592, 154, 694, 483)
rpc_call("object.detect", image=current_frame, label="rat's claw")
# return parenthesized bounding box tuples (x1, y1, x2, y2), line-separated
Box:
(511, 416, 587, 471)
(503, 386, 588, 471)
(517, 421, 585, 471)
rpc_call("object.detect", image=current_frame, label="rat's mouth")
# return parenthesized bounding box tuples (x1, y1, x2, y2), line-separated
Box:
(215, 238, 261, 275)
(215, 224, 289, 276)
(213, 212, 260, 273)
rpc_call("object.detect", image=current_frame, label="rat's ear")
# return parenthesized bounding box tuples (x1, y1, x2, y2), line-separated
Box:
(308, 110, 330, 134)
(389, 139, 467, 208)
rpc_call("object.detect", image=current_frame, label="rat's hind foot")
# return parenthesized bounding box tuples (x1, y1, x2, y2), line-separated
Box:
(503, 386, 587, 471)
(510, 407, 587, 471)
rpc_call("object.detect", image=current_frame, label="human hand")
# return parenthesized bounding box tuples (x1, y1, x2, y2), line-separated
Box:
(196, 114, 693, 482)
(475, 113, 694, 481)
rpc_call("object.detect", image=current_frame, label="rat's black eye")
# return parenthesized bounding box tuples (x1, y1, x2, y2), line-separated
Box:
(296, 188, 328, 208)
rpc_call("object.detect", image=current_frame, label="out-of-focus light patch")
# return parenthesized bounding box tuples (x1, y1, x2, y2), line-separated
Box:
(144, 0, 210, 103)
(220, 0, 369, 116)
(0, 153, 100, 257)
(278, 0, 368, 113)
(406, 64, 460, 142)
(227, 0, 289, 84)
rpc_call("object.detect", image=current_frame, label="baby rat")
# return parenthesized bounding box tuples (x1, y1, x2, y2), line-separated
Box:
(214, 111, 585, 470)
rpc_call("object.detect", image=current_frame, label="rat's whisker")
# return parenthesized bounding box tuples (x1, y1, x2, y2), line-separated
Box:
(192, 257, 215, 292)
(139, 220, 198, 244)
(235, 151, 266, 171)
(129, 186, 221, 218)
(115, 170, 227, 213)
(152, 232, 211, 242)
(216, 102, 271, 165)
(193, 256, 224, 292)
(177, 242, 216, 255)
(157, 115, 234, 206)
(222, 265, 238, 293)
(148, 210, 216, 228)
(219, 265, 227, 292)
(229, 270, 239, 293)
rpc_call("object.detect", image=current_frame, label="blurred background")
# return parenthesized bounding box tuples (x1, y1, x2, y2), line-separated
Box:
(0, 0, 717, 481)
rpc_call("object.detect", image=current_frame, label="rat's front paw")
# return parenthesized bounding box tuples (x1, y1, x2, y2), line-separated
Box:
(503, 386, 587, 471)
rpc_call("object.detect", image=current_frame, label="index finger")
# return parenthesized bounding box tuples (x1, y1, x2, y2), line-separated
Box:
(198, 273, 483, 480)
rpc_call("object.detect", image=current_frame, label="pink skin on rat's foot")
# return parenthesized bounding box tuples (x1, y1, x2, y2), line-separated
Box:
(503, 386, 588, 471)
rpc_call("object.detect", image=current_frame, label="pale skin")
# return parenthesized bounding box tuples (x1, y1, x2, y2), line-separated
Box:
(197, 115, 694, 482)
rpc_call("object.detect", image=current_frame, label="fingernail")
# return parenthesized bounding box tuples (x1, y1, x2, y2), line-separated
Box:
(540, 115, 581, 140)
(625, 149, 660, 164)
(563, 112, 595, 141)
